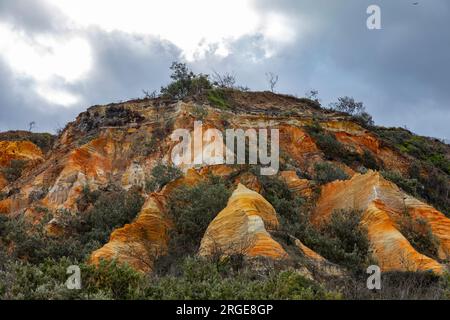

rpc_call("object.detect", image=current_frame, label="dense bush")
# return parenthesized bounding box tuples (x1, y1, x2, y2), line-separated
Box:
(160, 62, 212, 100)
(399, 215, 440, 260)
(2, 253, 448, 300)
(147, 256, 338, 300)
(314, 162, 349, 185)
(207, 89, 231, 110)
(257, 173, 305, 226)
(333, 270, 448, 300)
(305, 123, 362, 166)
(0, 187, 144, 264)
(0, 211, 85, 264)
(0, 255, 340, 300)
(361, 149, 381, 170)
(73, 187, 144, 246)
(0, 258, 145, 300)
(381, 170, 419, 196)
(2, 159, 27, 182)
(145, 162, 183, 192)
(311, 210, 371, 272)
(166, 176, 231, 256)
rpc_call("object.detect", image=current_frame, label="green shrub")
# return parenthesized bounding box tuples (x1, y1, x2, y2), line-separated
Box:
(207, 89, 230, 110)
(0, 187, 144, 264)
(310, 210, 371, 272)
(361, 149, 380, 170)
(147, 256, 338, 300)
(166, 177, 231, 256)
(381, 170, 418, 196)
(0, 258, 144, 300)
(2, 159, 27, 182)
(0, 212, 85, 264)
(74, 188, 144, 246)
(314, 162, 349, 185)
(82, 260, 144, 300)
(335, 270, 445, 300)
(160, 62, 212, 100)
(0, 258, 79, 300)
(305, 124, 361, 166)
(145, 162, 183, 192)
(399, 215, 440, 260)
(257, 173, 305, 226)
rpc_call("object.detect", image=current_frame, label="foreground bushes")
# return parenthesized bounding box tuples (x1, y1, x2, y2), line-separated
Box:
(146, 257, 337, 300)
(0, 256, 338, 300)
(2, 253, 448, 300)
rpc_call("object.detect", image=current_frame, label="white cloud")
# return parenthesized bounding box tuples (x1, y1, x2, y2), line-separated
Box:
(35, 85, 80, 107)
(0, 23, 92, 106)
(44, 0, 295, 60)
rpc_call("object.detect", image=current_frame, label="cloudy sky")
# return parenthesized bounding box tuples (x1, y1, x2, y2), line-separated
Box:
(0, 0, 449, 140)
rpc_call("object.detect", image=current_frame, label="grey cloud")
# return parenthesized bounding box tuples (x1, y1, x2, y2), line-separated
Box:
(250, 0, 450, 138)
(74, 28, 181, 106)
(0, 0, 449, 140)
(0, 0, 67, 33)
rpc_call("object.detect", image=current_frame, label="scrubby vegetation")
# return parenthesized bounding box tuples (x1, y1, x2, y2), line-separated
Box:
(0, 255, 340, 300)
(255, 172, 370, 273)
(316, 210, 371, 272)
(145, 162, 183, 192)
(304, 123, 366, 169)
(207, 88, 231, 110)
(0, 131, 55, 153)
(313, 162, 349, 184)
(1, 159, 27, 182)
(0, 187, 144, 264)
(330, 96, 374, 127)
(159, 176, 231, 264)
(375, 127, 450, 215)
(160, 62, 212, 100)
(399, 214, 441, 261)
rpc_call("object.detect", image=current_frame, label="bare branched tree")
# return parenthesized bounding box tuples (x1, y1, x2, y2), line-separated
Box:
(212, 71, 236, 89)
(265, 72, 279, 92)
(305, 90, 319, 101)
(142, 90, 158, 99)
(28, 121, 36, 132)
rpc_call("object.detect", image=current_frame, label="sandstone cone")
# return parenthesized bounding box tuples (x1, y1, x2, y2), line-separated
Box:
(313, 170, 449, 273)
(199, 183, 287, 259)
